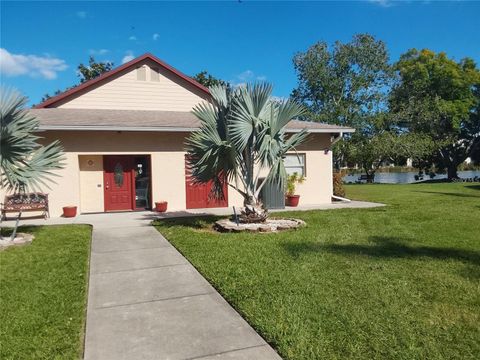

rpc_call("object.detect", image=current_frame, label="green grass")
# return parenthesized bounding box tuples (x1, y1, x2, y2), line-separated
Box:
(0, 225, 92, 360)
(154, 183, 480, 360)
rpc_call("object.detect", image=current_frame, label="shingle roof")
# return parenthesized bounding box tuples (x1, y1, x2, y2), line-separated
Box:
(29, 108, 355, 133)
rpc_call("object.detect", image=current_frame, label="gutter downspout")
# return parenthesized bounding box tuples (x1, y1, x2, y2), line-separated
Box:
(330, 131, 352, 203)
(332, 195, 351, 202)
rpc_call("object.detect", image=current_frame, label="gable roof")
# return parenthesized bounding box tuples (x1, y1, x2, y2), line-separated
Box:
(34, 53, 210, 109)
(29, 108, 355, 134)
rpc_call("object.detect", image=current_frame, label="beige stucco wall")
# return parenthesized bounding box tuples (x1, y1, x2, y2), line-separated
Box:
(1, 131, 334, 218)
(54, 59, 209, 111)
(0, 151, 81, 219)
(294, 133, 333, 205)
(79, 155, 104, 213)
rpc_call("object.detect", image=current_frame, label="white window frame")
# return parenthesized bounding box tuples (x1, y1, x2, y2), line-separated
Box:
(284, 153, 306, 177)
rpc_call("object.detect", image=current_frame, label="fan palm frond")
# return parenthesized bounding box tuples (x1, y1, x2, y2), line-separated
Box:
(186, 82, 308, 219)
(1, 87, 65, 193)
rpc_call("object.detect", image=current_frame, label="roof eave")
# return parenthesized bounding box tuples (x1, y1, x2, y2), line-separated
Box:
(37, 125, 199, 132)
(286, 128, 355, 134)
(38, 125, 355, 133)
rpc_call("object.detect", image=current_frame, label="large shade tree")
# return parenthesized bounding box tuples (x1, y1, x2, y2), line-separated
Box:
(390, 49, 480, 179)
(1, 88, 65, 239)
(292, 34, 392, 128)
(186, 83, 308, 222)
(291, 34, 400, 178)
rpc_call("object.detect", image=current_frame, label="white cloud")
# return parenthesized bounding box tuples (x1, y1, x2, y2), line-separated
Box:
(231, 70, 267, 87)
(76, 11, 87, 19)
(270, 96, 289, 103)
(153, 33, 160, 41)
(88, 48, 109, 56)
(121, 51, 135, 64)
(0, 48, 68, 80)
(368, 0, 394, 7)
(128, 36, 137, 41)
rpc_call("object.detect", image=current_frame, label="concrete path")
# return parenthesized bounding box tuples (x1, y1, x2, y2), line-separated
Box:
(1, 200, 385, 227)
(83, 213, 281, 360)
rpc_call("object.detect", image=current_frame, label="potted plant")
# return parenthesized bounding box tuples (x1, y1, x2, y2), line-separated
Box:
(285, 172, 305, 207)
(155, 201, 168, 212)
(62, 206, 77, 218)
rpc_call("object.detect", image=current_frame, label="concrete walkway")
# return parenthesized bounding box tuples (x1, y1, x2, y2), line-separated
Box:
(2, 200, 384, 227)
(82, 214, 281, 360)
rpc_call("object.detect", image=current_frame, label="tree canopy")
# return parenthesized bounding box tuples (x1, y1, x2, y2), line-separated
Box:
(292, 33, 393, 128)
(390, 49, 480, 178)
(77, 56, 113, 83)
(191, 71, 228, 88)
(292, 34, 404, 177)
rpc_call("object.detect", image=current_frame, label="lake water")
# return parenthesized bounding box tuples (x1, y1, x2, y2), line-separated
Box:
(343, 170, 480, 184)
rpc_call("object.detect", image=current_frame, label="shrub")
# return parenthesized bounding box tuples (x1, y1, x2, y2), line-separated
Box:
(286, 172, 305, 196)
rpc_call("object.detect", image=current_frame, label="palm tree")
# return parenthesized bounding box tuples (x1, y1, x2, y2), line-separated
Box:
(186, 83, 308, 222)
(1, 88, 65, 239)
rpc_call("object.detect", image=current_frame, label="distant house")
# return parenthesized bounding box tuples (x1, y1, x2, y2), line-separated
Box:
(10, 53, 354, 217)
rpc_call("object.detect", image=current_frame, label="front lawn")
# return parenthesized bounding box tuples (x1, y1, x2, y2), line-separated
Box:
(154, 183, 480, 360)
(0, 225, 91, 360)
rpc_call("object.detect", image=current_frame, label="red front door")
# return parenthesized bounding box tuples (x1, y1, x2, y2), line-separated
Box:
(104, 156, 135, 211)
(185, 157, 228, 209)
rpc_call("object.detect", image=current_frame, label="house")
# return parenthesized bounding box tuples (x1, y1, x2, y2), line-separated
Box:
(7, 53, 354, 217)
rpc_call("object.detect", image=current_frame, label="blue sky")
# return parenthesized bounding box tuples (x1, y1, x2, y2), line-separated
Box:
(1, 1, 479, 105)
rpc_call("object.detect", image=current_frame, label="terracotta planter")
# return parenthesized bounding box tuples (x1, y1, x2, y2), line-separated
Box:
(155, 201, 168, 213)
(285, 195, 300, 207)
(62, 206, 77, 218)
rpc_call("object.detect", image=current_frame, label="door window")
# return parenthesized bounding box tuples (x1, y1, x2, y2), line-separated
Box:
(113, 163, 124, 187)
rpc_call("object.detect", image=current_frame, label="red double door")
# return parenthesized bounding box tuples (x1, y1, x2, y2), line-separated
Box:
(104, 155, 228, 211)
(104, 156, 135, 212)
(185, 157, 228, 209)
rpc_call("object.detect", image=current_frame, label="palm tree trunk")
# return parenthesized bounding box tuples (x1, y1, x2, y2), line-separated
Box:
(240, 195, 268, 223)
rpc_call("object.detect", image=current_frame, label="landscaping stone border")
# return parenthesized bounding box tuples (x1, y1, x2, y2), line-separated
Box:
(215, 218, 306, 233)
(0, 232, 34, 250)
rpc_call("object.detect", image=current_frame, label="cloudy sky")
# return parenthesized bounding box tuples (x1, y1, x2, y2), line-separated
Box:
(1, 1, 479, 105)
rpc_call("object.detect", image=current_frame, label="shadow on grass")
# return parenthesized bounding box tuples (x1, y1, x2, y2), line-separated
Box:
(413, 190, 480, 198)
(153, 216, 222, 229)
(466, 185, 480, 191)
(283, 236, 480, 266)
(0, 225, 41, 236)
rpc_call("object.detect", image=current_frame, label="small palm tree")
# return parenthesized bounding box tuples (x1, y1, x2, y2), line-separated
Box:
(1, 88, 65, 239)
(186, 83, 308, 222)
